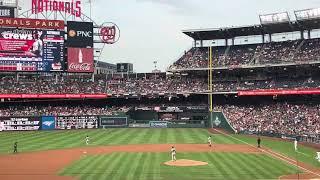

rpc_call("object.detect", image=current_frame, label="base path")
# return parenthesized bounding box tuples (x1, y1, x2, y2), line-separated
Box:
(0, 144, 259, 180)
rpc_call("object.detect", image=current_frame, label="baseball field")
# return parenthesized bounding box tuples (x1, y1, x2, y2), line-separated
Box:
(0, 128, 319, 180)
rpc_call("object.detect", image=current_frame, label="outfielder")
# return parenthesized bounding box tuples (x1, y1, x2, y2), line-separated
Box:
(294, 139, 298, 151)
(316, 152, 320, 162)
(171, 146, 176, 161)
(85, 135, 90, 145)
(208, 136, 212, 147)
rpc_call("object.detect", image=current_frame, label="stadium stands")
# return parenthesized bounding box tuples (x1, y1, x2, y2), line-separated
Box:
(0, 105, 130, 116)
(169, 38, 320, 70)
(215, 103, 320, 138)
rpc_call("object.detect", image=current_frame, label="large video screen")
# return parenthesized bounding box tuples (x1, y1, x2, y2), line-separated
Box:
(0, 28, 64, 71)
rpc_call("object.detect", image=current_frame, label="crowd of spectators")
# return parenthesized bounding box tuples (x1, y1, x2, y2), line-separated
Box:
(0, 76, 106, 94)
(215, 103, 320, 137)
(0, 105, 130, 117)
(169, 38, 320, 70)
(1, 75, 320, 94)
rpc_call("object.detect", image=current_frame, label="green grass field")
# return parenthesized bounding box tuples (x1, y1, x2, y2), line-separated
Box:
(60, 152, 298, 180)
(0, 128, 319, 180)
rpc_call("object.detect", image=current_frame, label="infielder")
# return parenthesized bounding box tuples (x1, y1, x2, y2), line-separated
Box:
(171, 146, 176, 161)
(316, 152, 320, 162)
(294, 139, 298, 151)
(85, 135, 90, 145)
(208, 136, 212, 147)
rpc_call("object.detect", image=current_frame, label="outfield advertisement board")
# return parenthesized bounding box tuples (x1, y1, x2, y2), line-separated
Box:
(41, 116, 56, 130)
(0, 117, 41, 131)
(56, 116, 98, 129)
(0, 28, 64, 71)
(99, 116, 128, 127)
(149, 121, 168, 128)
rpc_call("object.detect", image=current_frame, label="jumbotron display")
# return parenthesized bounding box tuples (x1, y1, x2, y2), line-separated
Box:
(0, 28, 64, 71)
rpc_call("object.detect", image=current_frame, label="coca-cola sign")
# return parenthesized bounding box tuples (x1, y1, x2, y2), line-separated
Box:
(69, 63, 91, 71)
(67, 48, 93, 72)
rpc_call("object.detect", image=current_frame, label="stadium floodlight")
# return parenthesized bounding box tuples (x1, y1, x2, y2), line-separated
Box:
(294, 8, 320, 21)
(259, 12, 290, 25)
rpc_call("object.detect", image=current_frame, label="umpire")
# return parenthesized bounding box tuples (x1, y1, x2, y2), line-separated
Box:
(13, 142, 18, 153)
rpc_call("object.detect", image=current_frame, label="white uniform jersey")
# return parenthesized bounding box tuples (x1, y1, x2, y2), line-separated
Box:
(171, 147, 176, 155)
(316, 152, 320, 162)
(294, 140, 298, 151)
(208, 137, 211, 142)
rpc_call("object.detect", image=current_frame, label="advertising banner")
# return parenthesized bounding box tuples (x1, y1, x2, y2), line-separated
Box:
(67, 21, 93, 48)
(0, 6, 15, 18)
(0, 94, 107, 99)
(99, 116, 128, 127)
(56, 116, 98, 130)
(0, 117, 41, 131)
(41, 116, 56, 130)
(0, 17, 64, 30)
(0, 28, 64, 71)
(149, 121, 168, 128)
(238, 89, 320, 96)
(67, 48, 94, 72)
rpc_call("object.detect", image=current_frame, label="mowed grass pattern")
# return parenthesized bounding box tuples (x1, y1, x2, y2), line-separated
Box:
(0, 128, 241, 154)
(0, 128, 319, 168)
(60, 152, 299, 180)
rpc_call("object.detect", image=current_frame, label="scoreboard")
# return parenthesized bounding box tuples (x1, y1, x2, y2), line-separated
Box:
(56, 116, 98, 129)
(0, 28, 64, 71)
(0, 117, 41, 131)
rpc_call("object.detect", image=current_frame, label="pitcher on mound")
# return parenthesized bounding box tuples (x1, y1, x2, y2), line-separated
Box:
(171, 146, 176, 161)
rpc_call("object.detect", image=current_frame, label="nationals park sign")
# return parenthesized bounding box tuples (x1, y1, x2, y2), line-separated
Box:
(32, 0, 82, 17)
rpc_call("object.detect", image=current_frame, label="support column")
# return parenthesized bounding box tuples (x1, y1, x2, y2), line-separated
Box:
(269, 34, 272, 42)
(262, 34, 265, 43)
(308, 30, 311, 39)
(300, 31, 304, 39)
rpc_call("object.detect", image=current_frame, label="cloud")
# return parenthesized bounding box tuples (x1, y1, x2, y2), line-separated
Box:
(136, 0, 197, 15)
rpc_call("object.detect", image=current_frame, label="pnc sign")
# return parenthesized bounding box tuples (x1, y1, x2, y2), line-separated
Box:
(32, 0, 82, 17)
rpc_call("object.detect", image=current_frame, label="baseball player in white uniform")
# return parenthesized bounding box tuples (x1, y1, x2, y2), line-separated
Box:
(294, 139, 298, 151)
(316, 152, 320, 162)
(171, 146, 176, 161)
(85, 135, 90, 145)
(208, 136, 212, 147)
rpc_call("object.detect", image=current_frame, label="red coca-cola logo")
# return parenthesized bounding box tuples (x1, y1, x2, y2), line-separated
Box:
(69, 63, 92, 71)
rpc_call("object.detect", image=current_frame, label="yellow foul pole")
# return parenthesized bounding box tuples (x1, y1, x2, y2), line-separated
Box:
(209, 46, 213, 112)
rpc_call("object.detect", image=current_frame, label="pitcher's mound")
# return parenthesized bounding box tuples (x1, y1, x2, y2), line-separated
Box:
(164, 159, 208, 167)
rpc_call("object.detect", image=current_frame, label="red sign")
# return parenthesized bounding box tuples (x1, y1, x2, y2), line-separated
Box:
(238, 89, 320, 96)
(67, 48, 94, 73)
(0, 17, 64, 30)
(99, 22, 120, 44)
(0, 94, 107, 99)
(32, 0, 82, 18)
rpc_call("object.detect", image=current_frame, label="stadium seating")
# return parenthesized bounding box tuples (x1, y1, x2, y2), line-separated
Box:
(169, 38, 320, 69)
(215, 103, 320, 137)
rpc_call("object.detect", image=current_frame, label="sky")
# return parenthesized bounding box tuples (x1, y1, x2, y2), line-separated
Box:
(18, 0, 320, 72)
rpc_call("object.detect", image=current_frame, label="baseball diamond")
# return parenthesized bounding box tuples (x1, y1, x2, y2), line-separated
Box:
(0, 129, 319, 180)
(1, 1, 320, 180)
